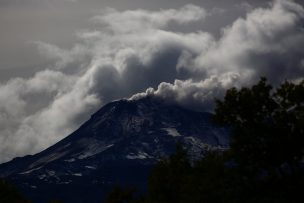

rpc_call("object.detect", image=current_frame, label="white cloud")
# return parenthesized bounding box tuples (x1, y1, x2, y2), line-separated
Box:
(0, 70, 77, 161)
(191, 0, 304, 83)
(92, 4, 207, 33)
(131, 72, 241, 111)
(131, 0, 304, 109)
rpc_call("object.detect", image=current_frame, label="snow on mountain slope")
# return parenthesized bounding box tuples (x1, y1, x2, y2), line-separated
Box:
(0, 96, 229, 203)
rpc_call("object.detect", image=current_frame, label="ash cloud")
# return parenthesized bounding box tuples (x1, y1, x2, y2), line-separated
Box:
(133, 0, 304, 108)
(0, 0, 303, 162)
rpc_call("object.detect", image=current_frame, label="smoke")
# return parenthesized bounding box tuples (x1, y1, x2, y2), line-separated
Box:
(131, 0, 304, 108)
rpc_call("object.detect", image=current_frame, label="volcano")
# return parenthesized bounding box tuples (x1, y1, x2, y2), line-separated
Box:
(0, 96, 229, 203)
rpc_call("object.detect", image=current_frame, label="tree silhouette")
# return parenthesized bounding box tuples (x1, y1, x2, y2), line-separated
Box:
(0, 178, 31, 203)
(214, 78, 304, 173)
(147, 143, 190, 203)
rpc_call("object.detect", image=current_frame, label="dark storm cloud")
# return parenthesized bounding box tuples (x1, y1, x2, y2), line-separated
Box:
(132, 0, 304, 111)
(0, 0, 303, 163)
(0, 0, 271, 79)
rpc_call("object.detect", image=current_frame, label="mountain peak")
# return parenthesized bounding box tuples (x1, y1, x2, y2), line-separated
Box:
(0, 97, 229, 203)
(92, 96, 169, 118)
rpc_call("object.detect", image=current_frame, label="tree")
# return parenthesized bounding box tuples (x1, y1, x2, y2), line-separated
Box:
(0, 178, 31, 203)
(213, 78, 304, 172)
(48, 200, 64, 203)
(147, 143, 191, 203)
(103, 186, 140, 203)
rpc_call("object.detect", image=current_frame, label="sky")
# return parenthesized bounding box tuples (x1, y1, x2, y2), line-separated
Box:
(0, 0, 304, 163)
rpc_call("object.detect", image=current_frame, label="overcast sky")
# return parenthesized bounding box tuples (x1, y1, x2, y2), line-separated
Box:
(0, 0, 304, 163)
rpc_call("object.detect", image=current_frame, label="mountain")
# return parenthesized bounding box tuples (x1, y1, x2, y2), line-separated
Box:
(0, 96, 229, 203)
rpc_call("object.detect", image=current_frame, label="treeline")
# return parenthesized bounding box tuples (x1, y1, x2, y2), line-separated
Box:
(104, 78, 304, 203)
(0, 178, 31, 203)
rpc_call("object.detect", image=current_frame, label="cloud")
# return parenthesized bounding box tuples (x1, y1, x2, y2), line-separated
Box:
(131, 72, 241, 111)
(0, 0, 304, 162)
(132, 0, 304, 109)
(192, 0, 304, 84)
(0, 70, 77, 161)
(92, 4, 207, 33)
(0, 4, 209, 162)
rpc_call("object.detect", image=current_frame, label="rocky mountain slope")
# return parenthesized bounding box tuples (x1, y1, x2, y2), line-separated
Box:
(0, 96, 229, 203)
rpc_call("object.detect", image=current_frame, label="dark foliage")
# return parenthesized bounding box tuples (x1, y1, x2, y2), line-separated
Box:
(102, 186, 145, 203)
(0, 178, 31, 203)
(147, 143, 191, 203)
(214, 78, 304, 172)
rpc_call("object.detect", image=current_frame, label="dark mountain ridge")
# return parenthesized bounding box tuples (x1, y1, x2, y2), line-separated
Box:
(0, 96, 229, 203)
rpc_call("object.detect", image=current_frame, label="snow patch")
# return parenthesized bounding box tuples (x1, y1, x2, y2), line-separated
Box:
(29, 150, 69, 169)
(43, 170, 61, 182)
(162, 128, 182, 137)
(59, 180, 72, 184)
(19, 166, 43, 175)
(85, 166, 97, 170)
(46, 170, 56, 176)
(77, 141, 114, 159)
(64, 158, 76, 162)
(184, 136, 228, 152)
(126, 151, 153, 160)
(39, 174, 47, 180)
